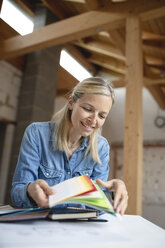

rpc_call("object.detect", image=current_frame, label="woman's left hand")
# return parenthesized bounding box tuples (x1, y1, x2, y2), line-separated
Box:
(96, 178, 128, 215)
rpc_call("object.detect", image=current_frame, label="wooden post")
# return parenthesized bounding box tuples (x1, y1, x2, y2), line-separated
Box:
(123, 15, 143, 215)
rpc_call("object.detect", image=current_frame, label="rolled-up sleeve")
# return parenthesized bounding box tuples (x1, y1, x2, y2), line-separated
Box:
(11, 123, 40, 208)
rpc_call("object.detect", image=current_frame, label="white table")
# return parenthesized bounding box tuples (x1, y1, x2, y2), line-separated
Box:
(0, 214, 164, 248)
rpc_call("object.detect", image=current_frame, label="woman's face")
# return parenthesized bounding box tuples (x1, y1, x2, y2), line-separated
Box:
(68, 93, 113, 138)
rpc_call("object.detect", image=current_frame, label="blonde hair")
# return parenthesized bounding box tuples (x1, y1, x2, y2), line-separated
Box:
(51, 77, 115, 164)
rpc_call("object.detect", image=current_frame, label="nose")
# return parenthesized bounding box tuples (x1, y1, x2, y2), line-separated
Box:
(88, 113, 97, 126)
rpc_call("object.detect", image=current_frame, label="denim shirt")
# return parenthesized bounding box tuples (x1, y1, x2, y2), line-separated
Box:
(11, 122, 110, 208)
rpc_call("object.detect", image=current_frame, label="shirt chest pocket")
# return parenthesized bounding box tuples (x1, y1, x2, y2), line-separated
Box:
(73, 169, 93, 178)
(38, 164, 62, 186)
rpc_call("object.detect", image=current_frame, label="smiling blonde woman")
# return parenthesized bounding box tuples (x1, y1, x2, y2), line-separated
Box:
(11, 77, 128, 215)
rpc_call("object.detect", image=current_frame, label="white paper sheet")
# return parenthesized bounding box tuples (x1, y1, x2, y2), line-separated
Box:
(0, 214, 164, 248)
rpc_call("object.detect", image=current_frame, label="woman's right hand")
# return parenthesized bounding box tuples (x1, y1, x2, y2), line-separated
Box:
(27, 179, 55, 208)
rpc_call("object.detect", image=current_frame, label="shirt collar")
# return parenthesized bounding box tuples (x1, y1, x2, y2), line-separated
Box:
(78, 137, 88, 150)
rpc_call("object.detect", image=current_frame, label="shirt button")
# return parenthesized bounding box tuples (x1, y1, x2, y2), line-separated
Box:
(67, 171, 71, 175)
(46, 173, 49, 176)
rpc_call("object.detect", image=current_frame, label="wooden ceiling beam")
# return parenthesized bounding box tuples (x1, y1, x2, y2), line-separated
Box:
(101, 68, 125, 79)
(75, 40, 126, 61)
(112, 0, 128, 2)
(108, 29, 125, 55)
(108, 0, 165, 21)
(62, 0, 85, 3)
(0, 10, 127, 60)
(140, 5, 165, 22)
(88, 54, 126, 75)
(97, 31, 114, 43)
(0, 19, 18, 39)
(149, 67, 162, 76)
(84, 0, 101, 10)
(64, 43, 97, 75)
(161, 86, 165, 94)
(85, 0, 165, 22)
(143, 44, 165, 56)
(111, 79, 127, 88)
(111, 77, 165, 88)
(146, 85, 165, 109)
(1, 0, 165, 60)
(142, 31, 165, 41)
(145, 55, 165, 67)
(144, 77, 165, 86)
(107, 10, 165, 56)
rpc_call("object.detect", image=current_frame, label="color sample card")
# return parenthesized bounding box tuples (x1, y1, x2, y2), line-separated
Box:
(49, 175, 97, 207)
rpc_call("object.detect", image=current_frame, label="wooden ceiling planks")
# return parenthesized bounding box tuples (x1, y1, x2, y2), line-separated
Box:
(88, 53, 126, 75)
(74, 39, 126, 61)
(0, 0, 165, 102)
(0, 10, 127, 59)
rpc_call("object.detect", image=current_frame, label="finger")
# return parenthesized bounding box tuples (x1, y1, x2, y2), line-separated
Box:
(117, 198, 128, 215)
(96, 179, 113, 190)
(28, 181, 52, 208)
(36, 196, 49, 208)
(34, 183, 49, 208)
(115, 195, 125, 213)
(120, 202, 128, 215)
(114, 189, 127, 210)
(113, 190, 122, 210)
(120, 194, 128, 215)
(115, 191, 128, 214)
(37, 180, 55, 195)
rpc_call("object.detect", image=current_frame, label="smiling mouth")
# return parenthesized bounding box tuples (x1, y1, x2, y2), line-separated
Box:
(80, 121, 94, 131)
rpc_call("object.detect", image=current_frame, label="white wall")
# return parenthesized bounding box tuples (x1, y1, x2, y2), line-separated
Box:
(103, 87, 165, 144)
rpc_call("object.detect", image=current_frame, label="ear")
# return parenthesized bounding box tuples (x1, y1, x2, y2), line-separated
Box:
(68, 96, 74, 110)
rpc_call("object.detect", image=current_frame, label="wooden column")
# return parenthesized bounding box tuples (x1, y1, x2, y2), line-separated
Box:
(123, 15, 143, 215)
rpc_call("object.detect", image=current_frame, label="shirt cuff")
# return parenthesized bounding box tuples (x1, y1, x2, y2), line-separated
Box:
(11, 184, 37, 208)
